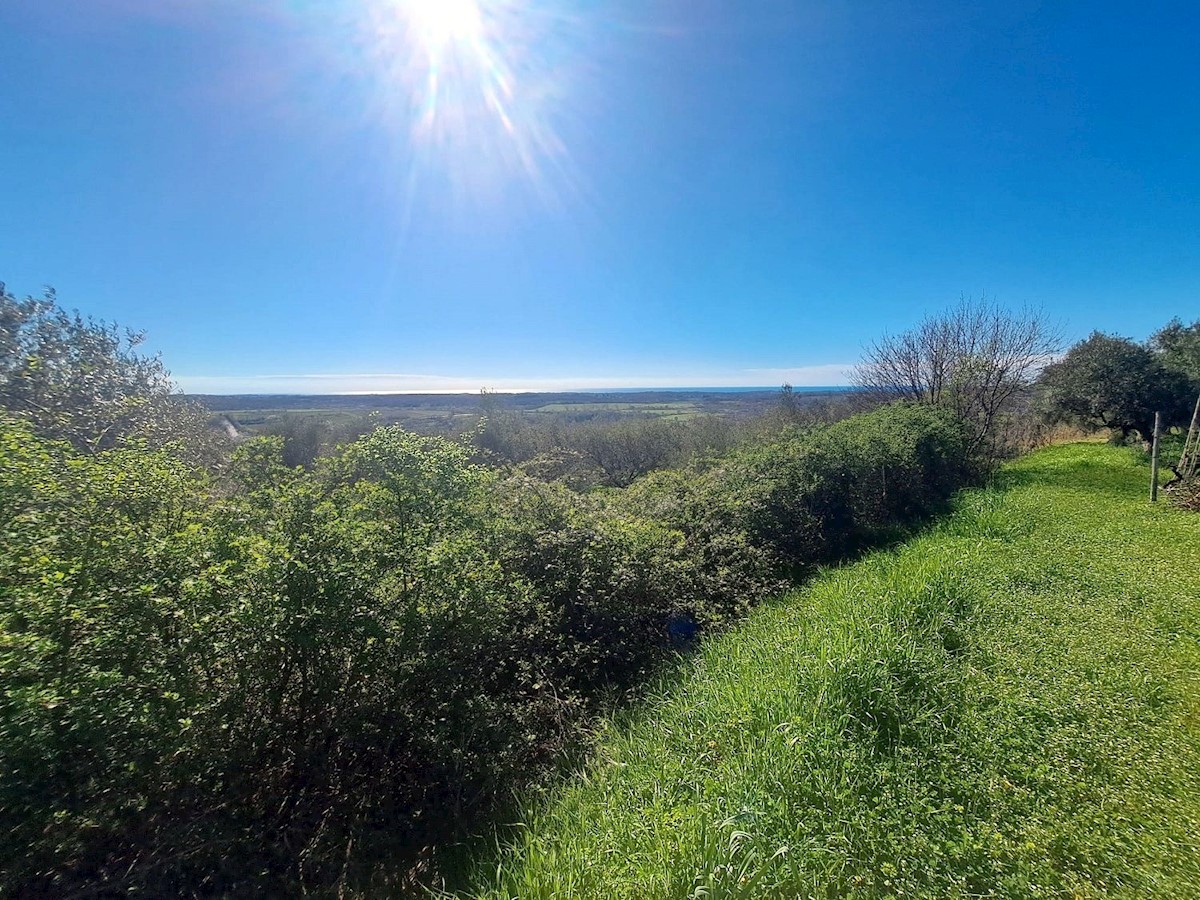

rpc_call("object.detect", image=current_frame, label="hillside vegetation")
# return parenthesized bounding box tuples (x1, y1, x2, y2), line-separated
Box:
(0, 402, 972, 895)
(463, 444, 1200, 898)
(4, 286, 1197, 895)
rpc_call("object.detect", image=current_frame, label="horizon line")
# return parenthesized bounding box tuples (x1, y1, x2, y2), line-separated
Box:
(184, 384, 860, 397)
(174, 364, 856, 396)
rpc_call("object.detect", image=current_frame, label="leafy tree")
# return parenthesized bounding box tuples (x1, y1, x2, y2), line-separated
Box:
(474, 388, 534, 460)
(1151, 317, 1200, 386)
(254, 411, 378, 468)
(763, 382, 809, 429)
(779, 382, 797, 413)
(1038, 331, 1194, 441)
(852, 297, 1060, 466)
(0, 283, 219, 457)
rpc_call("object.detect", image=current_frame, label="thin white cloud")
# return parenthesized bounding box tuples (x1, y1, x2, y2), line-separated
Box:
(176, 365, 854, 395)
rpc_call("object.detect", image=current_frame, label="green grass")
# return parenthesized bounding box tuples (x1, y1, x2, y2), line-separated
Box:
(531, 402, 703, 416)
(454, 444, 1200, 898)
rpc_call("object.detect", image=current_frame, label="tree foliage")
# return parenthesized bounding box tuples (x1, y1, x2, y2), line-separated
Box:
(1151, 317, 1200, 386)
(0, 284, 219, 457)
(1038, 331, 1195, 441)
(258, 412, 378, 468)
(851, 297, 1059, 466)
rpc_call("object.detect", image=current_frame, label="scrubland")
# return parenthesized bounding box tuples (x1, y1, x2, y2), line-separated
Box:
(461, 444, 1200, 899)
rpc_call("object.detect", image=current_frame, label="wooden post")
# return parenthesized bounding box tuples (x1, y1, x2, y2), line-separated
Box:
(1150, 411, 1162, 502)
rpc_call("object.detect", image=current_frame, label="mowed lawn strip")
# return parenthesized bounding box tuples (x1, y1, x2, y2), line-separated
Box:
(460, 444, 1200, 898)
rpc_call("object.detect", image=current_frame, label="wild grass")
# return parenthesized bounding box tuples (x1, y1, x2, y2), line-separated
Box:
(456, 443, 1200, 898)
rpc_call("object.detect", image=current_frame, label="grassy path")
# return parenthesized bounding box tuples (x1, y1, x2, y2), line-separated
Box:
(457, 445, 1200, 898)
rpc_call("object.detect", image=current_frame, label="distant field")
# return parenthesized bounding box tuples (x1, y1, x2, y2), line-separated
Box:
(457, 444, 1200, 898)
(531, 402, 700, 414)
(529, 401, 708, 422)
(214, 407, 475, 430)
(193, 389, 839, 436)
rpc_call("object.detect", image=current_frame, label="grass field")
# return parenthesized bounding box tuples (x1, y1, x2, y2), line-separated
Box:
(530, 401, 704, 418)
(454, 444, 1200, 898)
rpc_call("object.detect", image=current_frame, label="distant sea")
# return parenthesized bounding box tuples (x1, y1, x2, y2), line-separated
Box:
(601, 386, 855, 394)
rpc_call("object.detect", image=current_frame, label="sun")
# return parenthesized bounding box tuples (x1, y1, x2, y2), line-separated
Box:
(350, 0, 585, 206)
(401, 0, 485, 59)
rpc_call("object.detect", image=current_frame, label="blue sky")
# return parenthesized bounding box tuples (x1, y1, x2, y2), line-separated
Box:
(2, 0, 1198, 393)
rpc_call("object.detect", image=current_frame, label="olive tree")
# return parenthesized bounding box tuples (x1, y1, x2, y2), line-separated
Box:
(1038, 331, 1195, 442)
(1151, 317, 1200, 386)
(851, 297, 1060, 467)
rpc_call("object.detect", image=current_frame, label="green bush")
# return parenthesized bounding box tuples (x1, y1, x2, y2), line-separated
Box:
(1, 404, 975, 893)
(626, 403, 970, 577)
(0, 417, 218, 888)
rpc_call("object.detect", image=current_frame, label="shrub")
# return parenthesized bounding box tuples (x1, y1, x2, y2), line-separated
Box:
(0, 405, 975, 893)
(658, 403, 970, 574)
(0, 417, 219, 890)
(0, 286, 223, 461)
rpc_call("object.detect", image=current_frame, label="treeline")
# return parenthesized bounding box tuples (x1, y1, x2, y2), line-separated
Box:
(474, 389, 856, 488)
(853, 299, 1200, 487)
(248, 388, 855, 483)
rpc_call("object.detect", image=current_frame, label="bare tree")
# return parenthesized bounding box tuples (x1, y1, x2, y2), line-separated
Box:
(852, 297, 1061, 465)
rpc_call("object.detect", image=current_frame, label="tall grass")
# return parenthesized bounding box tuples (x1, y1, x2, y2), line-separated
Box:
(459, 444, 1200, 898)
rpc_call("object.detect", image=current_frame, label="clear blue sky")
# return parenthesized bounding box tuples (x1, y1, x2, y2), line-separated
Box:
(2, 0, 1197, 393)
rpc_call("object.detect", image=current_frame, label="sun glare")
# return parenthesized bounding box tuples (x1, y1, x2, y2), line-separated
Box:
(353, 0, 581, 206)
(395, 0, 513, 140)
(402, 0, 485, 56)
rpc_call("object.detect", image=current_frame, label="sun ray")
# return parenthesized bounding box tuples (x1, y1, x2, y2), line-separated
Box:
(342, 0, 585, 208)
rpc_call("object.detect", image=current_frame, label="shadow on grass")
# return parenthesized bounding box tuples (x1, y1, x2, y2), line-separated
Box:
(422, 495, 970, 896)
(427, 654, 705, 895)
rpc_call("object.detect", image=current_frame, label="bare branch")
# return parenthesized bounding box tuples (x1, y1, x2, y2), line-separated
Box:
(852, 296, 1062, 467)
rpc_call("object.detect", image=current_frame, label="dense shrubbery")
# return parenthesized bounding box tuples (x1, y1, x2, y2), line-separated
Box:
(1, 400, 971, 894)
(619, 404, 971, 580)
(473, 388, 856, 488)
(6, 286, 1193, 892)
(468, 444, 1200, 898)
